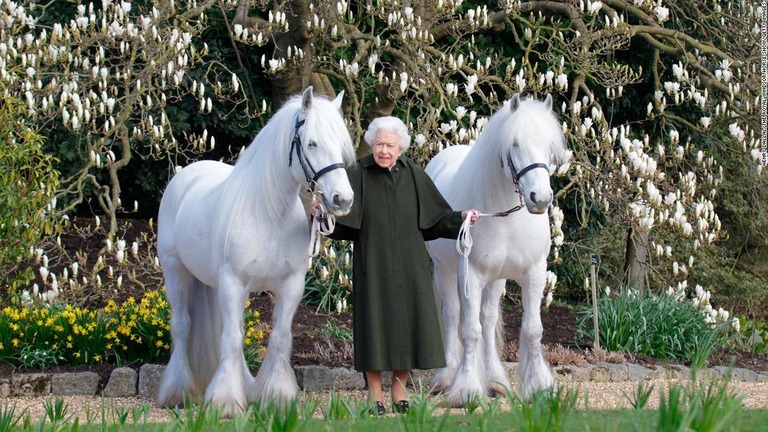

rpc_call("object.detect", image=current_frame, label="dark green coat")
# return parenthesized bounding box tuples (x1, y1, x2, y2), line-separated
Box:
(329, 154, 464, 372)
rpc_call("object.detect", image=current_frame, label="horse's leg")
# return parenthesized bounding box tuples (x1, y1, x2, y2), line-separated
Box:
(204, 264, 249, 417)
(248, 272, 302, 405)
(517, 262, 556, 397)
(430, 265, 462, 393)
(444, 269, 487, 407)
(481, 279, 511, 396)
(155, 257, 200, 408)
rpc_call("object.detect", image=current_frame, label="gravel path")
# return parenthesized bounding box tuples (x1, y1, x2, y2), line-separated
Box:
(4, 380, 767, 424)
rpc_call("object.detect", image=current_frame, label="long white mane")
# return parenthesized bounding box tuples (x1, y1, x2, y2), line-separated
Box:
(210, 94, 355, 266)
(451, 96, 567, 210)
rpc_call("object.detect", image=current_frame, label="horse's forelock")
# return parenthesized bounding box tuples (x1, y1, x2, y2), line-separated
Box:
(301, 96, 355, 165)
(500, 97, 565, 165)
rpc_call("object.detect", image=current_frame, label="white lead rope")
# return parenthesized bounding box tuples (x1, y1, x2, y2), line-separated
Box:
(456, 210, 488, 299)
(456, 206, 524, 299)
(309, 193, 336, 266)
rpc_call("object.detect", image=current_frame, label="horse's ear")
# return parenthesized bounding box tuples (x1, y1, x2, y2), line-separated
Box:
(509, 93, 521, 112)
(301, 86, 314, 112)
(332, 90, 344, 112)
(543, 94, 553, 110)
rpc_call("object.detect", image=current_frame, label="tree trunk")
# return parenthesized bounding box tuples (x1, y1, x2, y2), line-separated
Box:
(624, 227, 649, 293)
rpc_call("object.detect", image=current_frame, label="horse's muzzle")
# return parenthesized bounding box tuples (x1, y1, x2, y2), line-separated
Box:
(526, 190, 552, 214)
(325, 192, 353, 216)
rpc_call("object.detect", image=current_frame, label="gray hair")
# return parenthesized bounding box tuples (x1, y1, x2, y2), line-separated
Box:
(363, 116, 411, 152)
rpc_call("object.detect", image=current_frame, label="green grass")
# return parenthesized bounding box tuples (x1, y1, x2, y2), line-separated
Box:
(0, 379, 763, 431)
(64, 409, 768, 432)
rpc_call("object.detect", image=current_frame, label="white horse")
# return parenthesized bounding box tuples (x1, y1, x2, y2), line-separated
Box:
(425, 94, 569, 406)
(155, 87, 355, 416)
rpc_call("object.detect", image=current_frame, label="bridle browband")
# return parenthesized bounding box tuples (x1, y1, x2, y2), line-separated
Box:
(288, 116, 345, 192)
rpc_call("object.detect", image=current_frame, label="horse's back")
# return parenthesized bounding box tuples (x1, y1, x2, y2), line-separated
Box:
(157, 160, 233, 266)
(425, 145, 471, 196)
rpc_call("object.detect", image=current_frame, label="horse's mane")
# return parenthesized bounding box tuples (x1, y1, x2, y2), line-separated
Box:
(452, 96, 567, 210)
(210, 93, 354, 267)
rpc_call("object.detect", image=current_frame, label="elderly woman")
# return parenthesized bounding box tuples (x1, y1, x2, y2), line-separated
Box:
(321, 116, 479, 415)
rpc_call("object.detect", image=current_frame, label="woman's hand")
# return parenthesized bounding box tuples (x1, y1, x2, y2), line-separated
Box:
(310, 199, 321, 217)
(461, 210, 480, 225)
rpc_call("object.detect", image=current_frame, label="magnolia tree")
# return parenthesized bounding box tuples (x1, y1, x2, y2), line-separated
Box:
(230, 0, 764, 306)
(1, 0, 764, 313)
(0, 0, 263, 237)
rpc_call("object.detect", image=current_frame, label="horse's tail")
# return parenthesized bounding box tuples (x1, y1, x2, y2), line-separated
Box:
(187, 278, 222, 392)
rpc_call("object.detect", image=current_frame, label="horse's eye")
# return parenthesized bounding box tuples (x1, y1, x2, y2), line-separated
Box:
(308, 141, 318, 148)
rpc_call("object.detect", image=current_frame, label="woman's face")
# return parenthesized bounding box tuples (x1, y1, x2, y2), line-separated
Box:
(372, 130, 403, 169)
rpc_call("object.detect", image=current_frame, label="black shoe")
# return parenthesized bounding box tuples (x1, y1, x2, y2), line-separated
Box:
(369, 401, 386, 416)
(393, 400, 409, 414)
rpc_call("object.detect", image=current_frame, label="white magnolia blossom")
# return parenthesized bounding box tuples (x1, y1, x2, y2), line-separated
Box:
(654, 5, 669, 22)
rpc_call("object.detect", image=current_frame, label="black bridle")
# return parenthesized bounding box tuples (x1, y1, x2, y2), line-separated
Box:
(494, 151, 550, 216)
(503, 151, 549, 183)
(288, 117, 345, 193)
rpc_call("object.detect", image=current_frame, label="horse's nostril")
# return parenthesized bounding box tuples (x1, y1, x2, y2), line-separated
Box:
(530, 191, 536, 203)
(332, 193, 341, 207)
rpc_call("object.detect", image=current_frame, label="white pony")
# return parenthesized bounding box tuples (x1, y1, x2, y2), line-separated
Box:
(155, 87, 355, 416)
(426, 94, 569, 406)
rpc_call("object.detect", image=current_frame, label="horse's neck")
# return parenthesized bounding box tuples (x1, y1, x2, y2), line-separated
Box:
(233, 143, 301, 225)
(458, 156, 521, 213)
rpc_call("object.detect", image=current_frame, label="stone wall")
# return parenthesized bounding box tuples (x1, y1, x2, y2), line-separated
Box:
(1, 363, 767, 399)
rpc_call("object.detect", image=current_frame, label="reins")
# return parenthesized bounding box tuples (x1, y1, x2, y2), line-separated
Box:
(456, 156, 549, 299)
(288, 116, 346, 262)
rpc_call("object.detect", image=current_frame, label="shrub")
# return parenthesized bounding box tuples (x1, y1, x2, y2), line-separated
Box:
(577, 287, 731, 368)
(103, 292, 171, 364)
(0, 87, 62, 293)
(728, 318, 768, 355)
(0, 289, 265, 367)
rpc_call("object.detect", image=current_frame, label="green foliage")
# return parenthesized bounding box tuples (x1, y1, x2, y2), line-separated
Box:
(102, 291, 172, 365)
(17, 343, 65, 370)
(43, 398, 71, 425)
(315, 319, 353, 341)
(657, 380, 742, 432)
(321, 391, 356, 421)
(513, 388, 581, 432)
(304, 241, 353, 313)
(0, 386, 765, 430)
(0, 402, 26, 432)
(0, 289, 265, 367)
(577, 287, 730, 367)
(0, 90, 61, 292)
(400, 386, 447, 431)
(692, 245, 768, 322)
(249, 399, 304, 432)
(167, 400, 223, 432)
(729, 318, 768, 355)
(624, 382, 655, 410)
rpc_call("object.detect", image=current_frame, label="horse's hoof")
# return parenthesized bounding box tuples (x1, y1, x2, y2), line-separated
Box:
(430, 385, 446, 396)
(488, 384, 509, 398)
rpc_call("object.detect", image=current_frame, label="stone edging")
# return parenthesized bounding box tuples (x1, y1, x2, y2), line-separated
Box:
(2, 363, 767, 399)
